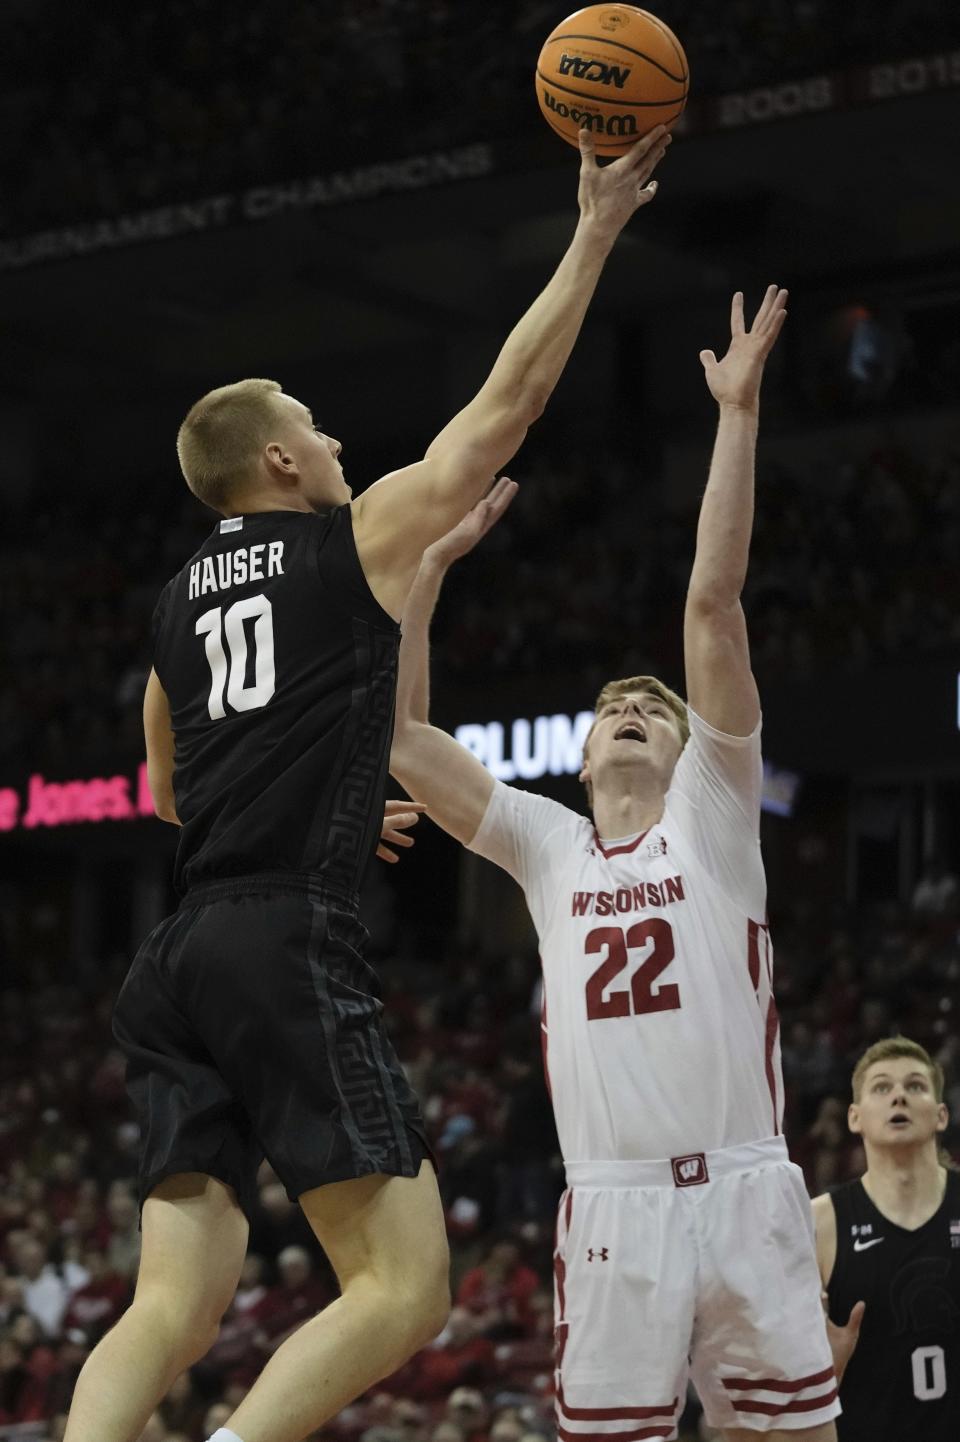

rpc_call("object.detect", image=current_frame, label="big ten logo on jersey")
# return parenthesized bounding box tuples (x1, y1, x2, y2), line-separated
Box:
(950, 1217, 960, 1249)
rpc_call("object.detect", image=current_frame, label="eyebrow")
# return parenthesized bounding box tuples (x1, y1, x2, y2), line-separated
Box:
(870, 1072, 929, 1083)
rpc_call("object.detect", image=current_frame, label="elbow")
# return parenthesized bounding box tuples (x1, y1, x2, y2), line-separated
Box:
(521, 386, 548, 424)
(686, 585, 742, 619)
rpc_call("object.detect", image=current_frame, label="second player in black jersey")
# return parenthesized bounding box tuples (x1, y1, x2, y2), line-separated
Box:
(814, 1037, 959, 1442)
(63, 126, 673, 1442)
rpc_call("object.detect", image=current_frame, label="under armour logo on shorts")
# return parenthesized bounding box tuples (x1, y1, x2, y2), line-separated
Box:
(587, 1247, 609, 1261)
(671, 1153, 709, 1187)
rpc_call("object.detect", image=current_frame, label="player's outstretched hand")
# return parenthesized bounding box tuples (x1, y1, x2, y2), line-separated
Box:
(578, 124, 671, 238)
(699, 285, 788, 412)
(823, 1293, 865, 1385)
(377, 799, 427, 863)
(424, 476, 518, 570)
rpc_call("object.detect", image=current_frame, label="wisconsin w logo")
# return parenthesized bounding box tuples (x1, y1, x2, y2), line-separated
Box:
(559, 54, 631, 88)
(671, 1153, 709, 1187)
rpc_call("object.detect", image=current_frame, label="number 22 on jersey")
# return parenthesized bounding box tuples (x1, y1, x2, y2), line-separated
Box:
(584, 918, 682, 1020)
(196, 594, 275, 719)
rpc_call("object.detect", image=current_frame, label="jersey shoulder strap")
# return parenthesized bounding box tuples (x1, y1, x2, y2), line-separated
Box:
(316, 504, 398, 630)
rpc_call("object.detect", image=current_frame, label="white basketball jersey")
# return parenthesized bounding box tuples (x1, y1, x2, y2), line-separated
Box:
(468, 708, 782, 1163)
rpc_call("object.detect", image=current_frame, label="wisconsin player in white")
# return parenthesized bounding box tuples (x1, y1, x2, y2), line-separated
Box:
(391, 287, 841, 1441)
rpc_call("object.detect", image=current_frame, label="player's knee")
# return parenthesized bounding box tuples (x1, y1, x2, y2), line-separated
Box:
(131, 1288, 225, 1366)
(397, 1255, 451, 1349)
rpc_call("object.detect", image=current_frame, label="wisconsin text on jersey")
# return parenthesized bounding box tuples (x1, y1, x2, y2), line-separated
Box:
(571, 875, 685, 915)
(188, 542, 285, 599)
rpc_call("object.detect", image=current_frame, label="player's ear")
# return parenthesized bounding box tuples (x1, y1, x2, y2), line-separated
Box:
(936, 1102, 949, 1133)
(847, 1103, 861, 1135)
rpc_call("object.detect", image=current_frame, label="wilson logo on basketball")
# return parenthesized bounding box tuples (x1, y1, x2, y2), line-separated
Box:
(558, 54, 631, 88)
(541, 91, 638, 139)
(598, 9, 629, 30)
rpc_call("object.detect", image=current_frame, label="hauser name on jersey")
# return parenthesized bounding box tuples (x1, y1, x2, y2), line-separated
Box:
(188, 541, 285, 598)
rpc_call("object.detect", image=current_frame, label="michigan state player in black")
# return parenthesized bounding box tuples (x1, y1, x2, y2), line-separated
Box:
(813, 1038, 960, 1442)
(63, 125, 672, 1442)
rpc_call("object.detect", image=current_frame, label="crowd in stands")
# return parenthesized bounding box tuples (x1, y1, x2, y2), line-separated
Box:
(2, 431, 958, 782)
(1, 888, 958, 1440)
(4, 0, 958, 234)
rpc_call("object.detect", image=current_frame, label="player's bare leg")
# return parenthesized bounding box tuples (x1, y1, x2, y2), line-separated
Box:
(724, 1422, 837, 1441)
(221, 1159, 449, 1442)
(64, 1173, 249, 1442)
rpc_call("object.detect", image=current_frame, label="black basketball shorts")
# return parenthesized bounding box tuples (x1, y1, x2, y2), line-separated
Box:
(112, 874, 432, 1217)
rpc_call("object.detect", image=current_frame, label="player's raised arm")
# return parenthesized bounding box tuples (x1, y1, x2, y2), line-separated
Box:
(143, 668, 180, 825)
(683, 285, 788, 735)
(353, 126, 671, 620)
(390, 479, 519, 845)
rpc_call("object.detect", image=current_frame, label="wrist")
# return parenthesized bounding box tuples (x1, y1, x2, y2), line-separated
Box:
(574, 214, 618, 256)
(717, 399, 760, 420)
(420, 547, 454, 577)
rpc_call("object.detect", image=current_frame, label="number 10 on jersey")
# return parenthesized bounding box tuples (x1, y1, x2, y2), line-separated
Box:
(196, 594, 276, 719)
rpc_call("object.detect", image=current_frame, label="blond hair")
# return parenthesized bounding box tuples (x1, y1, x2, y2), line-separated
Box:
(851, 1037, 944, 1103)
(582, 675, 689, 808)
(177, 378, 286, 512)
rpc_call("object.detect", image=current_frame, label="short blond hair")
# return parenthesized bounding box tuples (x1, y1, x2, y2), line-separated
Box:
(582, 675, 689, 808)
(177, 378, 286, 512)
(851, 1037, 944, 1103)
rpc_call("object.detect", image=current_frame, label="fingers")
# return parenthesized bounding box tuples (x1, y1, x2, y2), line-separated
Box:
(699, 349, 717, 371)
(617, 123, 669, 172)
(635, 179, 659, 207)
(381, 828, 416, 848)
(383, 799, 427, 818)
(376, 843, 398, 863)
(578, 126, 597, 169)
(753, 283, 788, 332)
(730, 291, 745, 337)
(381, 810, 422, 835)
(848, 1300, 866, 1335)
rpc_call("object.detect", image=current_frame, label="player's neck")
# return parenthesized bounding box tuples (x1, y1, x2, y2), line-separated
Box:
(592, 787, 664, 842)
(223, 492, 315, 517)
(861, 1146, 947, 1228)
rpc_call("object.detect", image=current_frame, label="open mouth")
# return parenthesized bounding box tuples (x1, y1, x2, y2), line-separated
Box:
(888, 1114, 911, 1127)
(615, 723, 646, 743)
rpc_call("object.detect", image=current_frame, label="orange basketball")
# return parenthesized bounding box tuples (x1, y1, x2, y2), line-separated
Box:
(536, 5, 689, 155)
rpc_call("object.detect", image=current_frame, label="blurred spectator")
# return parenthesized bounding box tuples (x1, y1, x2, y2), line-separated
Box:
(61, 1248, 129, 1342)
(911, 854, 959, 915)
(104, 1186, 141, 1280)
(456, 1240, 539, 1338)
(392, 1306, 496, 1401)
(444, 1386, 490, 1442)
(258, 1245, 333, 1352)
(14, 1237, 87, 1340)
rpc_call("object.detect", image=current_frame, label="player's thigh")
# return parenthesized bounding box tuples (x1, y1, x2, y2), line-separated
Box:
(299, 1159, 449, 1303)
(137, 1172, 249, 1331)
(724, 1424, 836, 1442)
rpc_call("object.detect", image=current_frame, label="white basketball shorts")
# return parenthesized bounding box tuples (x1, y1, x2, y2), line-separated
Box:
(553, 1137, 840, 1437)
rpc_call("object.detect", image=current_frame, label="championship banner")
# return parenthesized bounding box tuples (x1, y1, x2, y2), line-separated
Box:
(1, 51, 957, 272)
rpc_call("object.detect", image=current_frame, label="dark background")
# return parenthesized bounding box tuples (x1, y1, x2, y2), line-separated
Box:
(1, 5, 959, 1439)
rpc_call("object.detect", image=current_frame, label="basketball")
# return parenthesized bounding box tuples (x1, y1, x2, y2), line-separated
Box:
(536, 5, 689, 155)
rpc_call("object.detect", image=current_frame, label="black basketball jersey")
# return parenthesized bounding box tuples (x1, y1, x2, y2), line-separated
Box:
(151, 506, 399, 898)
(827, 1170, 960, 1442)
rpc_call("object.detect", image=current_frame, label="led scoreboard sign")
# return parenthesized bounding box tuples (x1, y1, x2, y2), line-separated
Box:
(0, 710, 802, 834)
